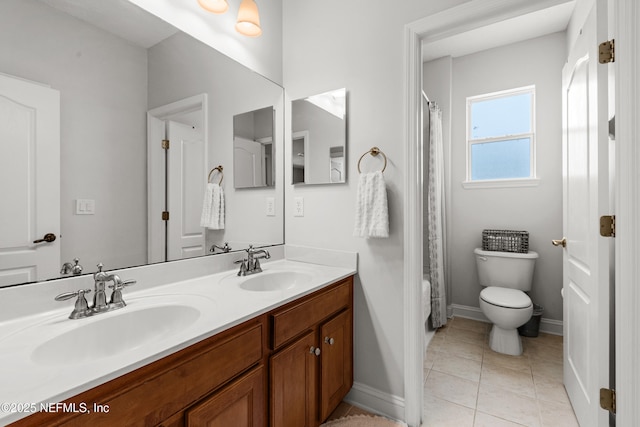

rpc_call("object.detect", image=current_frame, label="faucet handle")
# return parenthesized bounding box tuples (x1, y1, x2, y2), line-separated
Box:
(108, 278, 137, 291)
(55, 289, 92, 319)
(235, 259, 248, 276)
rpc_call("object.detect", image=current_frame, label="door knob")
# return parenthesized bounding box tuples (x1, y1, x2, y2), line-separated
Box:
(33, 233, 56, 244)
(551, 238, 567, 248)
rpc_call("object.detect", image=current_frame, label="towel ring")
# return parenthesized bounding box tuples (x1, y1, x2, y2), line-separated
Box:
(357, 147, 387, 173)
(207, 165, 224, 185)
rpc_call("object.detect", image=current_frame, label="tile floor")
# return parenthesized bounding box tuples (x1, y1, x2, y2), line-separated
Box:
(423, 317, 579, 427)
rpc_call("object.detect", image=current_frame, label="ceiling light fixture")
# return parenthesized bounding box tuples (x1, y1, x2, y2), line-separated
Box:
(197, 0, 262, 37)
(197, 0, 229, 14)
(235, 0, 262, 37)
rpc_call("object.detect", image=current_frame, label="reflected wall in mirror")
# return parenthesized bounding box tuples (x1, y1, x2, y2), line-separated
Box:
(0, 0, 284, 288)
(233, 107, 276, 188)
(291, 88, 347, 185)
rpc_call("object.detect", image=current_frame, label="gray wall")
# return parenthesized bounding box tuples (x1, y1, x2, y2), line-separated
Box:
(425, 32, 566, 322)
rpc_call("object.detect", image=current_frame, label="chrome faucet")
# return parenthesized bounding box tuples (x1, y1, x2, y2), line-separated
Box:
(210, 242, 232, 253)
(235, 245, 270, 276)
(60, 257, 83, 276)
(55, 263, 136, 319)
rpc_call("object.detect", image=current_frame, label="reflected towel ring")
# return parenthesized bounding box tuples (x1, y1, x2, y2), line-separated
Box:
(207, 165, 224, 184)
(357, 147, 387, 173)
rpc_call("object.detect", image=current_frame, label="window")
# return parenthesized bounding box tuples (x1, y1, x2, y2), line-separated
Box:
(465, 86, 537, 187)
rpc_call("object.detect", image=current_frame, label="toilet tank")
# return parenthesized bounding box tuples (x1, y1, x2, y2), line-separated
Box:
(474, 248, 538, 291)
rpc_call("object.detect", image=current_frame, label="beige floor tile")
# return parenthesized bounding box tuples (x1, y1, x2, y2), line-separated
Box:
(483, 348, 532, 374)
(326, 401, 351, 421)
(432, 353, 482, 382)
(526, 342, 563, 362)
(531, 358, 563, 380)
(533, 375, 570, 405)
(450, 317, 490, 334)
(440, 337, 484, 362)
(477, 383, 541, 427)
(446, 326, 486, 346)
(424, 348, 440, 371)
(474, 411, 528, 427)
(425, 370, 479, 409)
(427, 334, 445, 353)
(538, 399, 579, 427)
(347, 405, 372, 417)
(480, 364, 536, 398)
(422, 395, 475, 427)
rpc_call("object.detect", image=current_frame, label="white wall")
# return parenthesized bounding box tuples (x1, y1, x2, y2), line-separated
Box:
(128, 0, 283, 85)
(445, 32, 566, 322)
(283, 0, 472, 410)
(0, 0, 148, 272)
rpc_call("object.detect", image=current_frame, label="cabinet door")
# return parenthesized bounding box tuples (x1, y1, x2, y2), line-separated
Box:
(270, 330, 318, 427)
(320, 309, 353, 421)
(185, 365, 265, 427)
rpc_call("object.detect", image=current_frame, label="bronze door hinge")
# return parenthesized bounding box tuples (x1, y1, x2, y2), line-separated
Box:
(600, 215, 615, 237)
(599, 39, 615, 64)
(600, 388, 616, 414)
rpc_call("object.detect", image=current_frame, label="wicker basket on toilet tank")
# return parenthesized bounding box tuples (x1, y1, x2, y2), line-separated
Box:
(482, 229, 529, 253)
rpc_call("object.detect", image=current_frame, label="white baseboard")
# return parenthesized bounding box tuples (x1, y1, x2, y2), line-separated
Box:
(450, 304, 563, 336)
(344, 381, 406, 423)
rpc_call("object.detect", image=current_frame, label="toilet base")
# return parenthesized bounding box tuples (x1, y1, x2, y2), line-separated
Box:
(489, 324, 524, 356)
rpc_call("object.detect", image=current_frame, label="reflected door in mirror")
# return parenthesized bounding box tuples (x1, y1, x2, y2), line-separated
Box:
(0, 73, 60, 286)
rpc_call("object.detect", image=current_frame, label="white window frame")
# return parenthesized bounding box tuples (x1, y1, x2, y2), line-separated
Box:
(463, 85, 539, 189)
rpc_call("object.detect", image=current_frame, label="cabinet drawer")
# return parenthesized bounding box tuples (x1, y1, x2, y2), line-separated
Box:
(271, 278, 351, 349)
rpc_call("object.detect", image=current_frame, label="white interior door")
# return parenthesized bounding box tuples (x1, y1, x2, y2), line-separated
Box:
(0, 73, 60, 286)
(167, 120, 206, 261)
(561, 2, 611, 426)
(234, 136, 264, 187)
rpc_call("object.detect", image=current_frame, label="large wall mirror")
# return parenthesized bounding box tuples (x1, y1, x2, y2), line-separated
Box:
(0, 0, 284, 288)
(291, 88, 347, 185)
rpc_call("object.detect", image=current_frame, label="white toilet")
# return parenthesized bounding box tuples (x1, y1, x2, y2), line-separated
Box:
(474, 248, 539, 356)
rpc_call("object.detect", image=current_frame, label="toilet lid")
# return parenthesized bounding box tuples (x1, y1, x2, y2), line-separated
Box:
(480, 287, 531, 309)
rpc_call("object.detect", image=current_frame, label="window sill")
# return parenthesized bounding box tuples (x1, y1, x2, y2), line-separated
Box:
(462, 178, 540, 189)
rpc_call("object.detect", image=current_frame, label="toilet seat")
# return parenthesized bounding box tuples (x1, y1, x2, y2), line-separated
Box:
(480, 287, 531, 309)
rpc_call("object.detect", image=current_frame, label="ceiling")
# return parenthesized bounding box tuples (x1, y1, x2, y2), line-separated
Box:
(40, 0, 178, 48)
(422, 1, 576, 62)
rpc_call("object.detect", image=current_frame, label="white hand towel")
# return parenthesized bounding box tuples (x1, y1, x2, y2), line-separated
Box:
(353, 171, 389, 238)
(200, 183, 225, 230)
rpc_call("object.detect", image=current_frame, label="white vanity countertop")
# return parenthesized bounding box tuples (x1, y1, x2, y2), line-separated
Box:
(0, 259, 356, 424)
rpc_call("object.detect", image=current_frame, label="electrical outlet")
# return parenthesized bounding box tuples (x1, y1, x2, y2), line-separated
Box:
(266, 197, 275, 216)
(294, 197, 304, 217)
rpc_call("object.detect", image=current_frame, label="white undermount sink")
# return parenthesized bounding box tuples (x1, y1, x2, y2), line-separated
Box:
(238, 271, 313, 292)
(31, 304, 201, 366)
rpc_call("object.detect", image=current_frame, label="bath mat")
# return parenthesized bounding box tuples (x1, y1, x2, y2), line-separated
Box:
(321, 414, 408, 427)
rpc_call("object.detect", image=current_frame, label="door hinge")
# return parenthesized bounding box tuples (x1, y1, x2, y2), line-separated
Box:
(599, 39, 615, 64)
(162, 139, 170, 150)
(600, 388, 616, 414)
(600, 215, 615, 237)
(162, 211, 169, 221)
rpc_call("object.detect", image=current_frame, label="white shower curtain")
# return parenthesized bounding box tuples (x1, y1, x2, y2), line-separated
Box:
(427, 103, 447, 329)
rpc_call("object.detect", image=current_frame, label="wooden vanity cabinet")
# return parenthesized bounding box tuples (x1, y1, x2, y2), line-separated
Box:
(10, 317, 266, 427)
(10, 275, 353, 427)
(269, 277, 353, 427)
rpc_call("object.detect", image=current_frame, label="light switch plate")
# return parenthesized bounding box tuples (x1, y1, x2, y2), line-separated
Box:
(266, 197, 275, 216)
(294, 197, 304, 217)
(75, 199, 95, 215)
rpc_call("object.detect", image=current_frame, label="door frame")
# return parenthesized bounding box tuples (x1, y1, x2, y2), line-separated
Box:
(147, 94, 208, 264)
(403, 0, 640, 425)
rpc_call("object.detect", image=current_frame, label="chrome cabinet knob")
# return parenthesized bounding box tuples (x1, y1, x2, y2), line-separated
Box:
(324, 337, 335, 345)
(310, 346, 321, 356)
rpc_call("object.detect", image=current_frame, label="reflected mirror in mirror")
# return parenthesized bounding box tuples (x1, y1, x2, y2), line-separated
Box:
(0, 0, 284, 288)
(233, 107, 276, 188)
(291, 88, 347, 185)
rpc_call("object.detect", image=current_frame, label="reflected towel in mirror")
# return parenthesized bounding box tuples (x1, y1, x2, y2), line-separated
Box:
(353, 171, 389, 238)
(200, 183, 225, 229)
